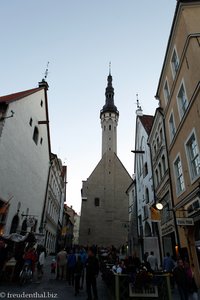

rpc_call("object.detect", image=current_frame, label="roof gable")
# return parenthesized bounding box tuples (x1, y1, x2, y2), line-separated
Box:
(138, 114, 154, 135)
(0, 87, 44, 104)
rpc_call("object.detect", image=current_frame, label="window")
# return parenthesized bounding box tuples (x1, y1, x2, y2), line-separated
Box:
(155, 169, 159, 186)
(94, 198, 100, 207)
(160, 128, 163, 142)
(109, 125, 111, 130)
(162, 155, 166, 174)
(169, 113, 176, 142)
(145, 188, 149, 204)
(29, 118, 33, 126)
(174, 156, 185, 194)
(154, 144, 157, 156)
(186, 133, 200, 180)
(163, 80, 170, 103)
(40, 137, 43, 145)
(143, 162, 148, 177)
(156, 137, 159, 148)
(33, 126, 39, 145)
(177, 83, 188, 118)
(40, 100, 43, 107)
(158, 162, 162, 179)
(171, 48, 179, 78)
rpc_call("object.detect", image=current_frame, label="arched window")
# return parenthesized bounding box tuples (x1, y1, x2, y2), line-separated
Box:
(145, 188, 149, 203)
(33, 126, 39, 145)
(109, 125, 111, 131)
(144, 162, 148, 177)
(144, 222, 152, 237)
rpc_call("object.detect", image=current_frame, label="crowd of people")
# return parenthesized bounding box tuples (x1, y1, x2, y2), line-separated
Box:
(101, 247, 198, 300)
(56, 246, 99, 300)
(0, 239, 199, 300)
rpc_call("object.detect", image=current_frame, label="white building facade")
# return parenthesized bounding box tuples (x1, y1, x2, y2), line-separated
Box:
(134, 111, 161, 264)
(0, 80, 51, 236)
(43, 154, 66, 254)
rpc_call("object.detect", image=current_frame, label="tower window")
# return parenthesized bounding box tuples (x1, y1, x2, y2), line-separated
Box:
(109, 113, 111, 117)
(109, 125, 111, 131)
(40, 100, 43, 107)
(29, 118, 33, 126)
(33, 126, 39, 145)
(40, 137, 43, 145)
(94, 198, 100, 207)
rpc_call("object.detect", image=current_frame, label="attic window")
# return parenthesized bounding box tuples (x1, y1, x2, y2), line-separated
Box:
(33, 126, 39, 145)
(40, 100, 43, 107)
(94, 198, 100, 207)
(29, 118, 33, 126)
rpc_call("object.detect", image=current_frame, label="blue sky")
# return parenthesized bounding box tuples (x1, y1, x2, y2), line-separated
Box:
(0, 0, 176, 213)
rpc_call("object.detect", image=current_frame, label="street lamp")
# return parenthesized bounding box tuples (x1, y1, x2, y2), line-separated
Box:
(156, 203, 164, 210)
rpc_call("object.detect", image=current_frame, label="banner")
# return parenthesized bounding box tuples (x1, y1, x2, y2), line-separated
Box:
(150, 207, 161, 221)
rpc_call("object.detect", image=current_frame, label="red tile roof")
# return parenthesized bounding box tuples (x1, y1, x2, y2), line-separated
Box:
(139, 114, 154, 135)
(0, 87, 43, 104)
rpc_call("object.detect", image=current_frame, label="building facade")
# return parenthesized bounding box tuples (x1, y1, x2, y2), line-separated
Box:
(43, 153, 66, 254)
(134, 109, 162, 264)
(126, 176, 139, 256)
(79, 71, 132, 247)
(155, 0, 200, 284)
(73, 213, 80, 246)
(0, 80, 51, 237)
(148, 108, 177, 259)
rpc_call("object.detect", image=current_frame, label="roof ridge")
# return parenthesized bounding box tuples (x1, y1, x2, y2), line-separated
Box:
(0, 87, 44, 104)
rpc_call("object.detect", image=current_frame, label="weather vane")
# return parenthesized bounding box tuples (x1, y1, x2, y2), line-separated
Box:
(44, 61, 50, 80)
(136, 93, 142, 110)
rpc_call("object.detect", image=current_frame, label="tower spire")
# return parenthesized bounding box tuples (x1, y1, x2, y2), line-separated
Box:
(100, 68, 119, 116)
(109, 61, 111, 75)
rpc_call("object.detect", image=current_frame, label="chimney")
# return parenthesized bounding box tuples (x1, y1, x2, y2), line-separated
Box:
(38, 79, 49, 90)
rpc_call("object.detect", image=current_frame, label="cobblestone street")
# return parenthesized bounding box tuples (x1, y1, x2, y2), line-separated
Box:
(0, 256, 111, 300)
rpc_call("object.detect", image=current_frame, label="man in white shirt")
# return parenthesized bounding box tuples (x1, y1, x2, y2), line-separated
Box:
(147, 251, 158, 271)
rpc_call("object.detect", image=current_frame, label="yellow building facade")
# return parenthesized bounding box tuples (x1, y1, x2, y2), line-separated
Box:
(156, 0, 200, 285)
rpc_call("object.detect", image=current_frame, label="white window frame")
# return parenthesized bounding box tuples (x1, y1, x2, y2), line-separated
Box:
(171, 47, 179, 79)
(173, 154, 185, 196)
(168, 111, 176, 143)
(177, 79, 189, 119)
(163, 78, 170, 104)
(185, 129, 200, 183)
